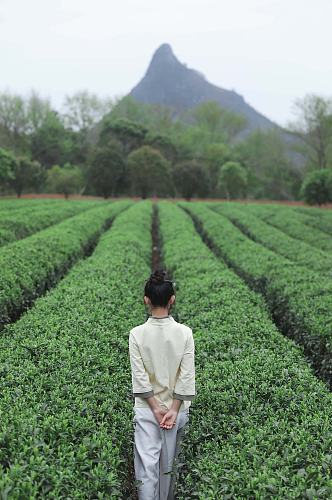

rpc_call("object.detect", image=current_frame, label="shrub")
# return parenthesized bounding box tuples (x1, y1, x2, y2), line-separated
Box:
(300, 168, 332, 205)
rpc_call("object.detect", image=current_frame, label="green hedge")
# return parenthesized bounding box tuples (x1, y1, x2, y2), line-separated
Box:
(294, 205, 332, 218)
(244, 203, 332, 253)
(0, 200, 102, 246)
(182, 202, 332, 388)
(0, 201, 152, 498)
(209, 202, 332, 273)
(0, 200, 131, 328)
(0, 228, 15, 247)
(158, 201, 332, 498)
(293, 206, 332, 236)
(0, 199, 65, 210)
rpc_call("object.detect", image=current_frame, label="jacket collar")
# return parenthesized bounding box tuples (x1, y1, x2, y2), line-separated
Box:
(146, 315, 175, 325)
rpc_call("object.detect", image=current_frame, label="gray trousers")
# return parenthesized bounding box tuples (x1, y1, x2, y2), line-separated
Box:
(132, 407, 190, 500)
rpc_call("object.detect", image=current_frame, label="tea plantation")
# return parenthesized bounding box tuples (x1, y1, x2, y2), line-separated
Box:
(0, 198, 332, 499)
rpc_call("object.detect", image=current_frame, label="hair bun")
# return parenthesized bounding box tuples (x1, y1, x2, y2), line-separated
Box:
(150, 269, 166, 284)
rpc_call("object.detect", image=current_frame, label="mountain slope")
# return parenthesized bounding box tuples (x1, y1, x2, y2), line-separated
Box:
(129, 43, 278, 134)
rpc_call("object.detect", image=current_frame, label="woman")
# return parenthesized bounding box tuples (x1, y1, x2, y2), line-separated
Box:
(129, 269, 196, 499)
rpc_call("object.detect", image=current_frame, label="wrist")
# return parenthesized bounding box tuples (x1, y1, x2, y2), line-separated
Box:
(171, 398, 182, 413)
(145, 396, 159, 412)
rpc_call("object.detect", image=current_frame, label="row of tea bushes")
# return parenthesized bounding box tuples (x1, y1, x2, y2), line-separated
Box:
(294, 205, 332, 218)
(0, 200, 101, 247)
(209, 202, 332, 274)
(293, 207, 332, 236)
(0, 199, 81, 218)
(245, 204, 332, 253)
(158, 201, 332, 499)
(0, 200, 131, 328)
(0, 198, 65, 210)
(0, 200, 73, 246)
(0, 201, 152, 498)
(182, 202, 332, 388)
(0, 228, 15, 247)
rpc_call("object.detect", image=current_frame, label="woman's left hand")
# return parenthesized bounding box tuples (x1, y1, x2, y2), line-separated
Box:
(152, 406, 168, 425)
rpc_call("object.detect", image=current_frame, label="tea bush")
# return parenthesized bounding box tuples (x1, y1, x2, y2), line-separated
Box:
(0, 200, 102, 246)
(0, 200, 131, 328)
(183, 202, 332, 388)
(210, 202, 332, 273)
(0, 201, 152, 498)
(158, 201, 332, 499)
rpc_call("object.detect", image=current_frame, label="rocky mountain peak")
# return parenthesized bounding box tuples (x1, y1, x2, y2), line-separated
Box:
(129, 44, 280, 136)
(144, 43, 182, 76)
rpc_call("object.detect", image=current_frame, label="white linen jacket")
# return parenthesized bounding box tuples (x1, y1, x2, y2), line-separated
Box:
(129, 315, 196, 412)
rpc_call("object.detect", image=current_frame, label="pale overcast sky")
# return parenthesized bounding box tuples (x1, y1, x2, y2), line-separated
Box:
(1, 0, 331, 127)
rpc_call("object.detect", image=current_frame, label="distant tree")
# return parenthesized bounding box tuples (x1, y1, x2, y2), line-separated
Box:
(99, 117, 148, 154)
(9, 156, 45, 197)
(0, 90, 55, 153)
(172, 125, 210, 159)
(0, 147, 16, 188)
(144, 132, 178, 163)
(204, 143, 231, 195)
(218, 161, 248, 199)
(26, 91, 53, 134)
(149, 104, 177, 134)
(109, 96, 155, 127)
(60, 91, 115, 167)
(172, 160, 209, 200)
(0, 91, 29, 152)
(127, 145, 172, 198)
(234, 129, 299, 200)
(63, 90, 114, 132)
(300, 168, 332, 206)
(109, 96, 176, 134)
(289, 94, 332, 169)
(31, 162, 47, 193)
(191, 101, 247, 142)
(87, 142, 126, 198)
(30, 110, 74, 168)
(46, 163, 84, 199)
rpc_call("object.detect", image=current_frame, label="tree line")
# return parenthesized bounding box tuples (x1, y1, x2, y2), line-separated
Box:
(0, 89, 332, 204)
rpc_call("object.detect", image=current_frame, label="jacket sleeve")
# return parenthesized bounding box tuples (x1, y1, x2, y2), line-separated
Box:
(129, 331, 154, 399)
(173, 328, 196, 401)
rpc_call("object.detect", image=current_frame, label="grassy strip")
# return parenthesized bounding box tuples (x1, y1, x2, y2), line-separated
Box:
(158, 201, 332, 499)
(0, 201, 101, 247)
(0, 201, 152, 498)
(209, 202, 332, 274)
(181, 202, 332, 388)
(0, 200, 131, 328)
(244, 203, 332, 253)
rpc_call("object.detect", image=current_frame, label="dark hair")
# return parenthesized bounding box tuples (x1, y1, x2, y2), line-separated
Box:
(144, 269, 175, 307)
